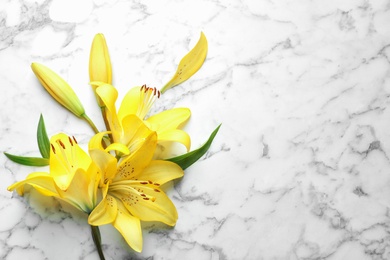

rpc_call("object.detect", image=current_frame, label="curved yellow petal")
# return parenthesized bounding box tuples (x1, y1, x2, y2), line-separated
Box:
(114, 131, 157, 181)
(88, 194, 117, 225)
(31, 63, 86, 117)
(89, 33, 112, 84)
(146, 108, 191, 133)
(136, 160, 183, 185)
(7, 172, 58, 197)
(161, 32, 208, 93)
(88, 131, 110, 151)
(120, 114, 154, 151)
(121, 185, 178, 226)
(113, 203, 143, 252)
(105, 143, 130, 155)
(157, 129, 191, 152)
(56, 168, 99, 213)
(95, 84, 121, 139)
(118, 86, 142, 123)
(89, 149, 117, 181)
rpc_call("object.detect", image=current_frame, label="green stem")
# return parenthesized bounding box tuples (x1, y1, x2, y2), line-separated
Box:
(91, 225, 105, 260)
(82, 114, 100, 134)
(100, 106, 114, 143)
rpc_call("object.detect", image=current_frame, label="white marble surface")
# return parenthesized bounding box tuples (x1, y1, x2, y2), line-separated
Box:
(1, 0, 390, 259)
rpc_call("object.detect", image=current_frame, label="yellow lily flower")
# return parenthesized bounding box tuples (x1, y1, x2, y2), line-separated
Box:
(8, 133, 101, 213)
(95, 83, 191, 157)
(88, 118, 183, 252)
(89, 33, 112, 107)
(31, 63, 86, 118)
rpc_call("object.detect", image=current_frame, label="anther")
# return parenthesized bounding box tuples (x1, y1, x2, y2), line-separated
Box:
(72, 136, 78, 144)
(58, 140, 65, 149)
(68, 136, 73, 146)
(51, 144, 56, 154)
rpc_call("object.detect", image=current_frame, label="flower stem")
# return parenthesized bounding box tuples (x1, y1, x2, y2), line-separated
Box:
(82, 114, 100, 134)
(100, 106, 114, 143)
(91, 225, 105, 260)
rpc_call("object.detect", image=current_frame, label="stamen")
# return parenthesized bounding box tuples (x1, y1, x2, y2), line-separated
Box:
(72, 136, 78, 144)
(137, 84, 161, 119)
(68, 136, 73, 146)
(51, 144, 56, 154)
(58, 140, 65, 149)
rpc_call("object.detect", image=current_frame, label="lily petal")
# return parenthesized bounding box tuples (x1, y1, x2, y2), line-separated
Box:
(113, 203, 143, 252)
(136, 160, 183, 185)
(120, 185, 178, 226)
(160, 32, 208, 93)
(118, 86, 141, 123)
(7, 172, 58, 197)
(88, 131, 110, 151)
(146, 108, 191, 133)
(89, 194, 117, 225)
(120, 114, 155, 151)
(89, 149, 118, 182)
(105, 143, 130, 155)
(96, 84, 121, 139)
(157, 129, 191, 152)
(56, 168, 99, 213)
(114, 131, 157, 181)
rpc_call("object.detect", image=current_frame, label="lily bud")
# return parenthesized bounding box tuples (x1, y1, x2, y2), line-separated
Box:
(31, 62, 86, 118)
(89, 33, 112, 107)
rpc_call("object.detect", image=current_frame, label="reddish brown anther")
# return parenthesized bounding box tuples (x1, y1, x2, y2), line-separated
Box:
(51, 144, 56, 154)
(58, 140, 65, 149)
(68, 136, 73, 146)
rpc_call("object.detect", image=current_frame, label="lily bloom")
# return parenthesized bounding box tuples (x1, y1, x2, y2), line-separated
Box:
(88, 116, 183, 252)
(8, 133, 100, 214)
(94, 83, 191, 157)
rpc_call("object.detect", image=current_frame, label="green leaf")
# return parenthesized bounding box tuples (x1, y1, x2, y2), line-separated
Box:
(37, 114, 50, 159)
(166, 124, 221, 170)
(4, 153, 49, 166)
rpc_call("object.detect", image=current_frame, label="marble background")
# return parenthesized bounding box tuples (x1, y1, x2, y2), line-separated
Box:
(1, 0, 390, 259)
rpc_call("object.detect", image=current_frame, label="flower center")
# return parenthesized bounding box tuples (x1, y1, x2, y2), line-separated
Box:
(136, 84, 160, 119)
(50, 135, 78, 173)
